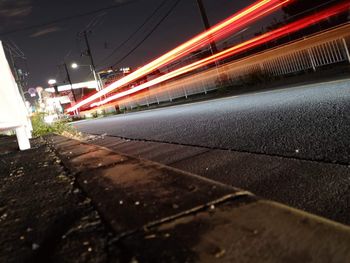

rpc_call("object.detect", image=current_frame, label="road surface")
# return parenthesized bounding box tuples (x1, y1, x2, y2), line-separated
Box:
(73, 79, 350, 224)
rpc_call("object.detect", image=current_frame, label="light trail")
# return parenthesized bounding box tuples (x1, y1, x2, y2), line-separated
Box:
(91, 1, 350, 108)
(67, 0, 292, 112)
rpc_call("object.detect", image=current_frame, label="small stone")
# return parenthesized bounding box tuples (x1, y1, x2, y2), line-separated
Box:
(32, 243, 40, 250)
(135, 201, 140, 206)
(73, 188, 80, 194)
(0, 213, 7, 220)
(88, 247, 92, 252)
(215, 249, 226, 258)
(210, 204, 215, 210)
(172, 204, 179, 209)
(295, 149, 300, 153)
(26, 227, 33, 232)
(58, 175, 67, 180)
(83, 180, 88, 184)
(20, 236, 25, 240)
(83, 241, 89, 246)
(119, 200, 123, 205)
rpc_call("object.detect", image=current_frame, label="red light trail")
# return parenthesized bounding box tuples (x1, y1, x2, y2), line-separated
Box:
(67, 0, 292, 112)
(91, 1, 350, 108)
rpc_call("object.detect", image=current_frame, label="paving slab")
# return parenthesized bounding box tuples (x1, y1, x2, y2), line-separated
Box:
(113, 200, 350, 263)
(171, 149, 350, 225)
(49, 135, 247, 236)
(76, 160, 246, 236)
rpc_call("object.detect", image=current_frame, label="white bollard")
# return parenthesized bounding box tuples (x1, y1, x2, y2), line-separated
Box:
(15, 126, 31, 151)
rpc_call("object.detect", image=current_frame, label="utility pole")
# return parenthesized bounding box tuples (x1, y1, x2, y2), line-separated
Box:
(63, 63, 77, 103)
(82, 30, 103, 91)
(83, 31, 96, 71)
(196, 0, 218, 54)
(196, 0, 225, 87)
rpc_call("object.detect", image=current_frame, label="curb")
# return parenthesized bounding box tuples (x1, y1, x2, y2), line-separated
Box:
(47, 134, 350, 262)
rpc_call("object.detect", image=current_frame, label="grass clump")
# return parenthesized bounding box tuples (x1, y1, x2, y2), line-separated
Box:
(31, 113, 78, 138)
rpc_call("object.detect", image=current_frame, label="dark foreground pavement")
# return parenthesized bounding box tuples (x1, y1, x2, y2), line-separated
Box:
(1, 134, 350, 262)
(0, 136, 110, 263)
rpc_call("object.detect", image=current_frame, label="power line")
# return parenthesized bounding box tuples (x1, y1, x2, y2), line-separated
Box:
(96, 0, 169, 68)
(0, 0, 142, 36)
(110, 0, 182, 69)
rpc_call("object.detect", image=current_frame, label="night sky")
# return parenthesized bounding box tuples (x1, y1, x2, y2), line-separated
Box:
(0, 0, 284, 90)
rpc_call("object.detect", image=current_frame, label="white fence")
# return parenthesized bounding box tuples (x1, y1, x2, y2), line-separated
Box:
(118, 24, 350, 110)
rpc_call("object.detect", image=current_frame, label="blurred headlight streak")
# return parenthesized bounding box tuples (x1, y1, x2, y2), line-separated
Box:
(90, 1, 350, 108)
(67, 0, 292, 112)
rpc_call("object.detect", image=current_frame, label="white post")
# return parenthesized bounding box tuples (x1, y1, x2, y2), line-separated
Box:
(307, 49, 317, 71)
(15, 126, 30, 150)
(342, 38, 350, 63)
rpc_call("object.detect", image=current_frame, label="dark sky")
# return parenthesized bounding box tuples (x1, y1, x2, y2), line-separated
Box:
(0, 0, 283, 90)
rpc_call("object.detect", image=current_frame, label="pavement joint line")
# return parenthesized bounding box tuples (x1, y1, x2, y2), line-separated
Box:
(87, 133, 350, 167)
(167, 148, 212, 166)
(91, 136, 214, 166)
(141, 191, 253, 230)
(108, 191, 253, 244)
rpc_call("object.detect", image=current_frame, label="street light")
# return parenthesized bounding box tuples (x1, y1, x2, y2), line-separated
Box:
(70, 62, 103, 92)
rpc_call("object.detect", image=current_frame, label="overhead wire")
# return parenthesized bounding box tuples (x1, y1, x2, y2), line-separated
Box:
(110, 0, 182, 69)
(96, 0, 169, 68)
(0, 0, 142, 36)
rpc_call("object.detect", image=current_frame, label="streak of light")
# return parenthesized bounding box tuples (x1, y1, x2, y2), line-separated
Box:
(91, 1, 350, 108)
(67, 0, 292, 112)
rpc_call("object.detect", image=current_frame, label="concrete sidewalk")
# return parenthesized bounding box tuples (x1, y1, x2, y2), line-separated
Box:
(1, 134, 350, 262)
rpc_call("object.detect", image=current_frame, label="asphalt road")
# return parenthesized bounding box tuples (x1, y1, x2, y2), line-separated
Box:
(73, 79, 350, 225)
(75, 79, 350, 165)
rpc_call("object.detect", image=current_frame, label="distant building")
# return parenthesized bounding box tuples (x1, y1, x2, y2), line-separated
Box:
(99, 67, 132, 87)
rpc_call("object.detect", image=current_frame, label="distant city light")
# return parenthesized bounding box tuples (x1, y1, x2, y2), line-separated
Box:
(120, 67, 131, 73)
(48, 79, 57, 85)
